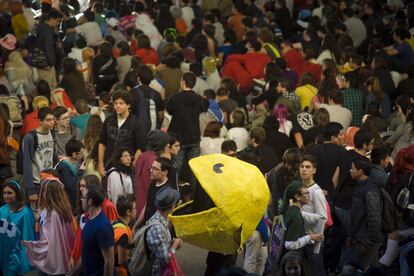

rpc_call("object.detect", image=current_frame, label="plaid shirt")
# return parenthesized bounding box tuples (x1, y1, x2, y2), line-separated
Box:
(146, 211, 172, 275)
(342, 88, 365, 127)
(277, 91, 300, 112)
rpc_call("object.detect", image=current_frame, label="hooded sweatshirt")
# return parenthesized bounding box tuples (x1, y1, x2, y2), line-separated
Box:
(166, 90, 209, 145)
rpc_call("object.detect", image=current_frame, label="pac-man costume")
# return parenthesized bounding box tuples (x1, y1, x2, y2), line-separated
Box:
(169, 154, 270, 254)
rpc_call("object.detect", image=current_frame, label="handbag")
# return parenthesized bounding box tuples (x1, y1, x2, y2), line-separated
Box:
(162, 252, 185, 276)
(31, 47, 49, 69)
(396, 173, 414, 209)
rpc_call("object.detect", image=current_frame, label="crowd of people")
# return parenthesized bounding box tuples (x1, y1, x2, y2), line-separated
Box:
(1, 0, 414, 275)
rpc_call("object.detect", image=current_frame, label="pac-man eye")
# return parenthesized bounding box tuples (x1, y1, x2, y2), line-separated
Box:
(213, 163, 224, 173)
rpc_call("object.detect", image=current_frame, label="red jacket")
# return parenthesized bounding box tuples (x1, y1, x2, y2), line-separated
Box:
(221, 52, 271, 91)
(283, 49, 306, 75)
(135, 48, 160, 65)
(302, 62, 323, 82)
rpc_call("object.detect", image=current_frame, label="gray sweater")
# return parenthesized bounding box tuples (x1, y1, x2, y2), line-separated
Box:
(23, 130, 54, 195)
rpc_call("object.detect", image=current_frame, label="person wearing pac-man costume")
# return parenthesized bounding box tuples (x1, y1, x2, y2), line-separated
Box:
(169, 153, 270, 254)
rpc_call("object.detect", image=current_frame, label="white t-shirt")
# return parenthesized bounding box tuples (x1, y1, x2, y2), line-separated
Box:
(200, 137, 225, 155)
(344, 17, 367, 48)
(278, 120, 293, 137)
(319, 103, 352, 130)
(181, 6, 195, 31)
(75, 22, 103, 46)
(193, 77, 209, 96)
(226, 127, 249, 152)
(68, 48, 83, 64)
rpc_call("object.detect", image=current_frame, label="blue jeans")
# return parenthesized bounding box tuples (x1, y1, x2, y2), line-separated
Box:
(172, 144, 200, 183)
(331, 207, 352, 271)
(400, 239, 414, 276)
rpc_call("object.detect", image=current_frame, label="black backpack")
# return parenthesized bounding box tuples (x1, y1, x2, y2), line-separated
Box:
(379, 187, 401, 233)
(16, 129, 57, 175)
(132, 86, 157, 134)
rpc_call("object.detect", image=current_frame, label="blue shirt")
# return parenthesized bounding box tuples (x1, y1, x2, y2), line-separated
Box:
(0, 205, 35, 276)
(395, 41, 414, 68)
(82, 211, 114, 276)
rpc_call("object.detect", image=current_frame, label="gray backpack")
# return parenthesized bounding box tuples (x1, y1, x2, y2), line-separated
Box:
(129, 219, 168, 275)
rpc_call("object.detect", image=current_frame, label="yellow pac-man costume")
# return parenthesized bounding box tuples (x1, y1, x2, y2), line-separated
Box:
(169, 154, 270, 254)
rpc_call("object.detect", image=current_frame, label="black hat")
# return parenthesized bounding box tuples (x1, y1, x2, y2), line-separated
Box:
(147, 130, 170, 151)
(155, 187, 180, 211)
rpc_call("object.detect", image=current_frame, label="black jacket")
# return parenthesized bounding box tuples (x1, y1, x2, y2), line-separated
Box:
(36, 22, 56, 66)
(166, 90, 208, 145)
(350, 177, 383, 248)
(99, 113, 147, 163)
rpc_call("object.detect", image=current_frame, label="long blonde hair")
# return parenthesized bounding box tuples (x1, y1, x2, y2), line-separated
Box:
(5, 51, 32, 80)
(81, 47, 95, 82)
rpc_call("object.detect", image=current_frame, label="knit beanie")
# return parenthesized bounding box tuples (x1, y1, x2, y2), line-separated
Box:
(280, 180, 303, 214)
(147, 129, 170, 151)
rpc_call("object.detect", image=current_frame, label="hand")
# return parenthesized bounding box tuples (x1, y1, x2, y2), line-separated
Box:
(98, 162, 105, 177)
(309, 233, 324, 242)
(69, 257, 74, 270)
(322, 190, 329, 197)
(172, 238, 182, 250)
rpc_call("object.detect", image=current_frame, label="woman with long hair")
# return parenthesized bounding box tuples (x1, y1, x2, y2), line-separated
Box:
(370, 55, 396, 98)
(316, 34, 341, 64)
(106, 146, 134, 206)
(60, 57, 87, 103)
(154, 4, 176, 35)
(4, 51, 35, 100)
(84, 143, 101, 181)
(267, 148, 301, 217)
(0, 180, 35, 275)
(80, 47, 95, 83)
(83, 114, 103, 156)
(221, 77, 247, 109)
(23, 177, 76, 275)
(365, 77, 391, 118)
(92, 42, 118, 95)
